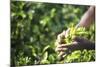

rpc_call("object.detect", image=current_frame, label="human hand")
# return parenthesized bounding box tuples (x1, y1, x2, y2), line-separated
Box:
(55, 35, 95, 60)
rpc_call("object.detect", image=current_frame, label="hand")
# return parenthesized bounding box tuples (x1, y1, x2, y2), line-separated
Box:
(55, 36, 95, 58)
(55, 30, 95, 60)
(56, 36, 95, 50)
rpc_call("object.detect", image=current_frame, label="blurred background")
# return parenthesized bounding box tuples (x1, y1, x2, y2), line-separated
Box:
(11, 1, 95, 66)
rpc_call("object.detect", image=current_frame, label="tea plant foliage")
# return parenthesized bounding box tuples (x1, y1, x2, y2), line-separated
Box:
(11, 1, 95, 66)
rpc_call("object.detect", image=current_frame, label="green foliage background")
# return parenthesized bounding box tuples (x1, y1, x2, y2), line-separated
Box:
(11, 1, 95, 66)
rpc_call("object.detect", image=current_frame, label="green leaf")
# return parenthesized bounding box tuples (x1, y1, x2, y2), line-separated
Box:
(42, 51, 48, 60)
(43, 45, 50, 52)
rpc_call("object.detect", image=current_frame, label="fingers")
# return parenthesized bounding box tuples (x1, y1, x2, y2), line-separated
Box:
(55, 39, 66, 47)
(57, 30, 66, 40)
(56, 48, 68, 52)
(55, 42, 79, 52)
(55, 44, 67, 52)
(55, 30, 66, 45)
(55, 30, 67, 51)
(58, 52, 66, 59)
